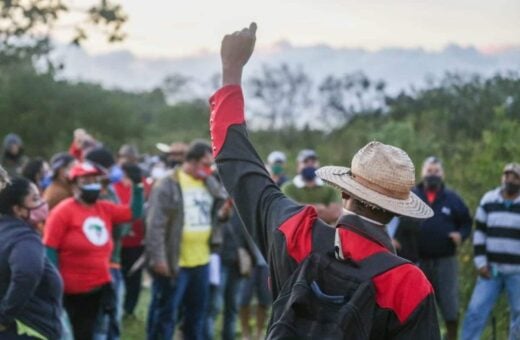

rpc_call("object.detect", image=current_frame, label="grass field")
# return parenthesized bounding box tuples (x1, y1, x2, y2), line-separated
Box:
(120, 287, 260, 340)
(121, 289, 150, 340)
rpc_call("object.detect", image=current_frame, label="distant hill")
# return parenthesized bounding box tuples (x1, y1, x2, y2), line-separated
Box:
(53, 42, 520, 97)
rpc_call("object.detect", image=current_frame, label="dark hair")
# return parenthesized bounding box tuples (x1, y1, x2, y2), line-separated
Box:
(22, 158, 45, 185)
(185, 140, 212, 162)
(0, 177, 32, 215)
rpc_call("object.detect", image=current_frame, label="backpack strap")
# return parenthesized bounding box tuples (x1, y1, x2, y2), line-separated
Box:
(357, 251, 410, 281)
(311, 223, 335, 255)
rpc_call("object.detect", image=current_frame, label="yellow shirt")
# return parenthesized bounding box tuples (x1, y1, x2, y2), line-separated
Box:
(178, 170, 213, 267)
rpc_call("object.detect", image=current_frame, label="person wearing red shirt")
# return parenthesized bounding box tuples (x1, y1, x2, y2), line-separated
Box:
(43, 162, 143, 340)
(114, 163, 151, 318)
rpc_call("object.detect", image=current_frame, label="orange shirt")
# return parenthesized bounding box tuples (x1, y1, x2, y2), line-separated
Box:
(43, 198, 132, 294)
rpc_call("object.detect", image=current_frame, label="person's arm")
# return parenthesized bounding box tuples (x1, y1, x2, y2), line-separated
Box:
(454, 194, 473, 241)
(211, 23, 319, 257)
(130, 184, 144, 219)
(0, 235, 45, 325)
(46, 247, 59, 267)
(473, 197, 490, 278)
(106, 185, 144, 225)
(145, 177, 174, 276)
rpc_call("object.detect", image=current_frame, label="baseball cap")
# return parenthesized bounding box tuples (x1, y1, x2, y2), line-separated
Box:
(68, 162, 101, 181)
(504, 163, 520, 177)
(297, 149, 318, 163)
(50, 152, 75, 173)
(267, 151, 287, 164)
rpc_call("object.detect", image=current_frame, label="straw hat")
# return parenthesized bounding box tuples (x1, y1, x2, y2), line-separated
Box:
(316, 141, 433, 219)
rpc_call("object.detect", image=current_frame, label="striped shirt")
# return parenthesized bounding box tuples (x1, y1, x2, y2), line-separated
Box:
(473, 187, 520, 274)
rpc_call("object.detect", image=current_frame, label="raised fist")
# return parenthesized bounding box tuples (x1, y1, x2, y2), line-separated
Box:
(220, 23, 257, 85)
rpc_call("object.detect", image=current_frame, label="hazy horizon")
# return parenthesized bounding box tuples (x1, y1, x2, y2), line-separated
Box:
(53, 0, 520, 58)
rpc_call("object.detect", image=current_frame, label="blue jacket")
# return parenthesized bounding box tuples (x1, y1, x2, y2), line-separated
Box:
(0, 216, 63, 339)
(413, 184, 472, 258)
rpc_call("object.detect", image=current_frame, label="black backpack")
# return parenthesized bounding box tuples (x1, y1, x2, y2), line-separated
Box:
(267, 226, 409, 340)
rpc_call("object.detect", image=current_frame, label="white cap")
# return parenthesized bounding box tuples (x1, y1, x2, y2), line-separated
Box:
(267, 151, 287, 165)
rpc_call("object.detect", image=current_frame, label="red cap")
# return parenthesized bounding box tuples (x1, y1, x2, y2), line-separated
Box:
(68, 162, 101, 181)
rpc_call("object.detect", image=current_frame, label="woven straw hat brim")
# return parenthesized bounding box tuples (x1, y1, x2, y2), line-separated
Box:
(316, 166, 434, 219)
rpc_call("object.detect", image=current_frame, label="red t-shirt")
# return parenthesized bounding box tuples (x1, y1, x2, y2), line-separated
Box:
(43, 197, 132, 294)
(425, 190, 438, 205)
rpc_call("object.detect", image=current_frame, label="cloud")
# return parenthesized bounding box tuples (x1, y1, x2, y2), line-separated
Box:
(51, 42, 520, 97)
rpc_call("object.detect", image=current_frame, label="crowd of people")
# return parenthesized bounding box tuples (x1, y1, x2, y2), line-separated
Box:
(0, 23, 519, 340)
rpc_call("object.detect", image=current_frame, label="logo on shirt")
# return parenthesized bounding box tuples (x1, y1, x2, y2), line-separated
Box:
(184, 188, 213, 231)
(82, 217, 109, 246)
(441, 206, 451, 216)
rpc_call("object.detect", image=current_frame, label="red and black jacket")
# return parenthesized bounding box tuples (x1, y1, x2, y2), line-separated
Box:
(209, 85, 440, 340)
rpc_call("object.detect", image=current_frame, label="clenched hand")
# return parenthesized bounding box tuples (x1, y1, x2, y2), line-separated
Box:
(221, 22, 257, 86)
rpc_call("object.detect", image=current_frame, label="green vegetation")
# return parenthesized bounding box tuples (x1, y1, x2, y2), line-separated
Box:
(1, 59, 519, 339)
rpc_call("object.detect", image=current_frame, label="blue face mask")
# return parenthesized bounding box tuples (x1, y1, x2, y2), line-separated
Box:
(81, 183, 102, 191)
(301, 166, 317, 182)
(109, 166, 124, 184)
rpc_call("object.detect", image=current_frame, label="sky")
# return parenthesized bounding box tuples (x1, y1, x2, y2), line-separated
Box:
(54, 0, 520, 58)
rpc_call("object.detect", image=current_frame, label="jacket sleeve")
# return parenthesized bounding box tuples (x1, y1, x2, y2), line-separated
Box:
(145, 177, 175, 266)
(209, 85, 311, 257)
(473, 195, 488, 269)
(0, 234, 45, 324)
(453, 192, 472, 241)
(388, 293, 441, 340)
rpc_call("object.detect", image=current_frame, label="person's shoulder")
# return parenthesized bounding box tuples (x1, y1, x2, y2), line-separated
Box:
(51, 197, 76, 213)
(154, 170, 177, 186)
(442, 187, 468, 205)
(0, 217, 41, 245)
(323, 184, 338, 194)
(373, 262, 433, 323)
(480, 187, 501, 204)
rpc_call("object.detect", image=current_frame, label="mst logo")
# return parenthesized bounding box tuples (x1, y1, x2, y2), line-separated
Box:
(82, 217, 109, 246)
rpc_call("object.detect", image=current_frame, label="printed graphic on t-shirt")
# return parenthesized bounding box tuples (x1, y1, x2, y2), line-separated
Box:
(82, 217, 109, 246)
(183, 187, 212, 231)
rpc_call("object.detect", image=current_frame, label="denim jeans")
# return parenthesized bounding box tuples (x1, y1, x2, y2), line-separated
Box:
(93, 268, 125, 340)
(147, 265, 210, 340)
(171, 265, 210, 340)
(206, 264, 245, 340)
(146, 275, 176, 340)
(461, 271, 520, 340)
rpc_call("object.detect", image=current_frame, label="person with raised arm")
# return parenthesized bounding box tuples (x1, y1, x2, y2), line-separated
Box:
(209, 23, 440, 339)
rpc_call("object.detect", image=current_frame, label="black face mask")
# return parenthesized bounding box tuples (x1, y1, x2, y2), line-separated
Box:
(504, 182, 520, 196)
(79, 183, 101, 204)
(424, 175, 443, 190)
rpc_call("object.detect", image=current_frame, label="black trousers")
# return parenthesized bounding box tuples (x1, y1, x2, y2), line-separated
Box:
(121, 246, 144, 315)
(64, 287, 105, 340)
